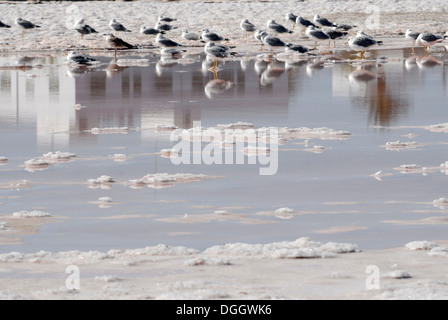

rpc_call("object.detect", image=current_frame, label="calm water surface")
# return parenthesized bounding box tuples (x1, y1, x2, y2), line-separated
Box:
(0, 48, 447, 253)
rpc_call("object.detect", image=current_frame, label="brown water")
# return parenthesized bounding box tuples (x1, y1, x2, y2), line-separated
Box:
(0, 48, 447, 253)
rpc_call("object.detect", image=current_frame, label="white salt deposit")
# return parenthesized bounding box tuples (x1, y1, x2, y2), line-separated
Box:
(116, 59, 151, 67)
(42, 151, 76, 162)
(405, 241, 439, 251)
(203, 237, 359, 259)
(0, 156, 8, 163)
(73, 104, 86, 110)
(383, 270, 412, 279)
(433, 197, 448, 209)
(126, 173, 212, 189)
(385, 140, 419, 151)
(12, 211, 51, 218)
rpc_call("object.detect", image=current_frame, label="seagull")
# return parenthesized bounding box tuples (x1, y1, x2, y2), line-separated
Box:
(181, 29, 200, 41)
(322, 27, 348, 48)
(201, 28, 228, 42)
(156, 33, 183, 47)
(109, 18, 131, 34)
(415, 32, 443, 54)
(161, 47, 186, 57)
(267, 20, 293, 35)
(334, 23, 356, 31)
(155, 21, 177, 31)
(240, 19, 257, 38)
(157, 15, 176, 23)
(285, 12, 298, 30)
(305, 26, 330, 49)
(66, 51, 99, 66)
(285, 42, 311, 54)
(0, 20, 11, 28)
(261, 32, 287, 51)
(296, 17, 317, 34)
(105, 34, 136, 60)
(313, 15, 337, 28)
(140, 26, 164, 35)
(346, 33, 383, 59)
(74, 19, 98, 39)
(15, 18, 40, 37)
(204, 41, 235, 70)
(405, 29, 420, 53)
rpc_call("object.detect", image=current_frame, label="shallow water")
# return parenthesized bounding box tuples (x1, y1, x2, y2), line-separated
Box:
(0, 48, 447, 253)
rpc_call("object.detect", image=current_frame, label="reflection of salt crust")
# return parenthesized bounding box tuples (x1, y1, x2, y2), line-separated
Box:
(88, 175, 115, 184)
(433, 197, 448, 209)
(0, 156, 8, 163)
(12, 211, 52, 218)
(127, 173, 209, 189)
(90, 127, 129, 135)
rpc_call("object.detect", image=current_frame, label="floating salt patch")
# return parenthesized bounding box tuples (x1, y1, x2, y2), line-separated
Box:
(127, 173, 209, 189)
(441, 161, 448, 175)
(426, 123, 448, 133)
(90, 127, 129, 135)
(0, 156, 8, 163)
(88, 176, 115, 189)
(0, 222, 6, 230)
(111, 154, 129, 162)
(159, 148, 179, 158)
(73, 103, 86, 110)
(433, 197, 448, 209)
(24, 159, 50, 171)
(12, 211, 51, 218)
(42, 151, 76, 162)
(405, 241, 439, 251)
(385, 140, 418, 151)
(116, 59, 151, 67)
(273, 208, 294, 220)
(398, 164, 421, 173)
(98, 197, 113, 203)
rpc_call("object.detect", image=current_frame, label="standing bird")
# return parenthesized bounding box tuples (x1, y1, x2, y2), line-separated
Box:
(305, 26, 330, 49)
(0, 20, 11, 28)
(109, 18, 131, 35)
(201, 28, 228, 42)
(240, 19, 257, 38)
(204, 41, 234, 70)
(15, 17, 40, 38)
(261, 32, 287, 52)
(181, 29, 200, 41)
(267, 20, 293, 35)
(295, 17, 317, 35)
(405, 29, 420, 53)
(346, 33, 383, 59)
(105, 34, 136, 60)
(74, 18, 98, 39)
(156, 33, 183, 47)
(322, 27, 348, 48)
(416, 32, 444, 54)
(285, 12, 298, 30)
(140, 26, 164, 35)
(313, 15, 337, 28)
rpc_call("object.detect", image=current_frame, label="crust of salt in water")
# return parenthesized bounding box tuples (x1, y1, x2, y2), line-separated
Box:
(426, 123, 448, 133)
(126, 173, 214, 189)
(384, 140, 419, 151)
(42, 151, 76, 163)
(12, 211, 52, 218)
(0, 157, 8, 163)
(116, 59, 151, 67)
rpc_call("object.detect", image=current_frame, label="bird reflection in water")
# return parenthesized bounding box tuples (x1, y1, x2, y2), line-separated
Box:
(348, 62, 409, 127)
(105, 60, 128, 78)
(260, 63, 285, 86)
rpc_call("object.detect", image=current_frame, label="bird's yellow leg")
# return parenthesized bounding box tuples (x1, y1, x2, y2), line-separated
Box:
(328, 40, 331, 48)
(292, 24, 295, 30)
(312, 41, 317, 50)
(334, 40, 336, 48)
